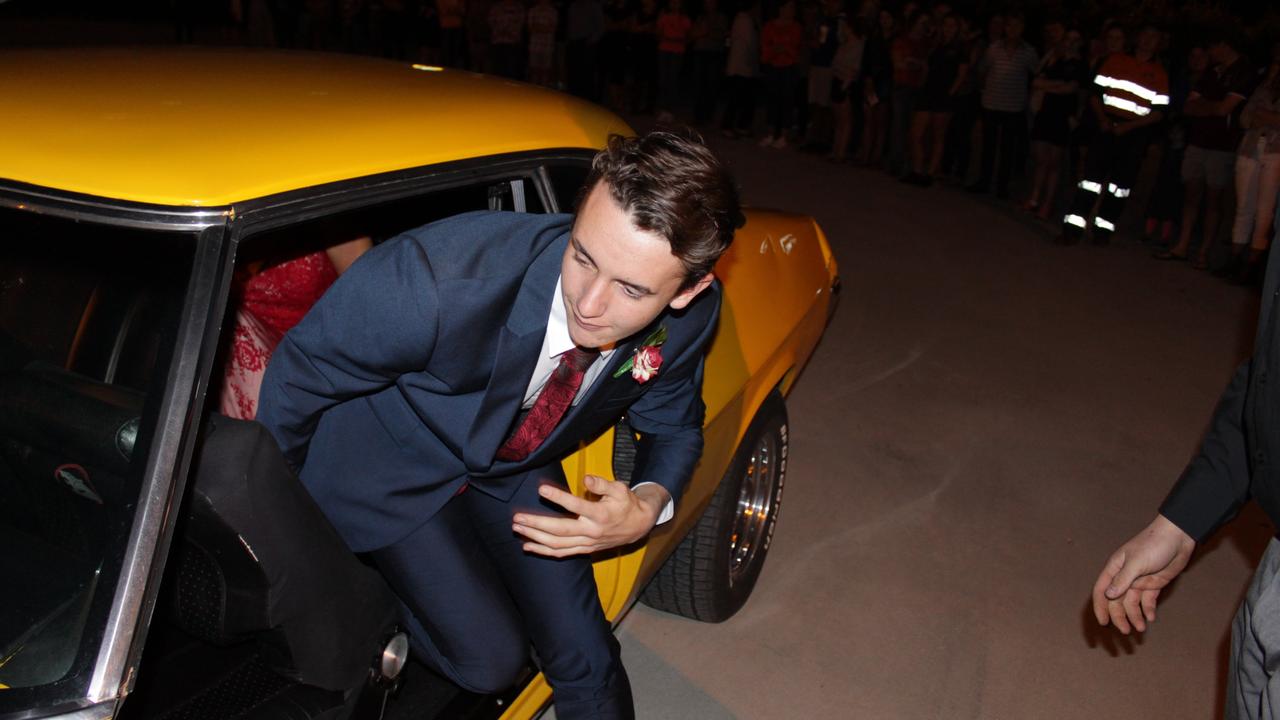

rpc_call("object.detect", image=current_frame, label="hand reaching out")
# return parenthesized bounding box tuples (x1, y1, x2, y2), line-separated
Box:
(1092, 515, 1197, 634)
(512, 475, 669, 558)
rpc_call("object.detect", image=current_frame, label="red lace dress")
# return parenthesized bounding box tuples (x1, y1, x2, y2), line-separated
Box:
(218, 251, 338, 419)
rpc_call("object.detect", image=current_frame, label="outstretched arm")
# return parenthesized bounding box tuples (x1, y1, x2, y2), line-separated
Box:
(1092, 515, 1196, 633)
(1092, 361, 1254, 633)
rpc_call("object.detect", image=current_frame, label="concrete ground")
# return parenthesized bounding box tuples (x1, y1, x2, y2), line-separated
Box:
(610, 136, 1274, 719)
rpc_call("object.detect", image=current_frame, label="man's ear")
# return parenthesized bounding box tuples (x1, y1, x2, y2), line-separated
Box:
(668, 273, 715, 310)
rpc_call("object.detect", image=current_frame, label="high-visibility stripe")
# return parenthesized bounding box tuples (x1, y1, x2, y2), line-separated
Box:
(1064, 214, 1087, 228)
(1107, 183, 1131, 198)
(1095, 75, 1169, 106)
(1102, 94, 1152, 116)
(1094, 217, 1116, 232)
(1079, 180, 1103, 194)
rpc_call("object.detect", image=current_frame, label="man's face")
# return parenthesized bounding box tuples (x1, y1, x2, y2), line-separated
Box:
(1004, 17, 1023, 41)
(1105, 27, 1125, 54)
(1189, 46, 1208, 73)
(1136, 28, 1160, 55)
(561, 182, 713, 350)
(1044, 22, 1064, 47)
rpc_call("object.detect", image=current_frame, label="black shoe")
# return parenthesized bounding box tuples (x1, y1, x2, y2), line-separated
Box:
(965, 181, 989, 194)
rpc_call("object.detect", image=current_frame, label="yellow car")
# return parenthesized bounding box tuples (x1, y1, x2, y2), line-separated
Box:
(0, 48, 838, 720)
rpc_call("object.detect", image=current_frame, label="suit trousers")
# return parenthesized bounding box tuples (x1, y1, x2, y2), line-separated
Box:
(370, 464, 634, 719)
(1228, 536, 1280, 720)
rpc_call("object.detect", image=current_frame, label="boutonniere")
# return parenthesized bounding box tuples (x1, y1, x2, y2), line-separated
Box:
(613, 326, 667, 384)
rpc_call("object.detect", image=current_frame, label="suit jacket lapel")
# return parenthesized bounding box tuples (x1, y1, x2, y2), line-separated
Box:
(463, 234, 566, 473)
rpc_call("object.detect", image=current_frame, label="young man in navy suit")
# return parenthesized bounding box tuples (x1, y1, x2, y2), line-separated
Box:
(256, 131, 741, 719)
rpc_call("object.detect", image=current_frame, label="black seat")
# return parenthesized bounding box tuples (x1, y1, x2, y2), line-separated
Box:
(122, 416, 400, 720)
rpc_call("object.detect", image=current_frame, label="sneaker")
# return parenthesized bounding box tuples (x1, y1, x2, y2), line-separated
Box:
(772, 135, 788, 149)
(759, 135, 776, 148)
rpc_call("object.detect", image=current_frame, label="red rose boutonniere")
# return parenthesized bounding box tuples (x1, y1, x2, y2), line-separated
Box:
(613, 326, 667, 384)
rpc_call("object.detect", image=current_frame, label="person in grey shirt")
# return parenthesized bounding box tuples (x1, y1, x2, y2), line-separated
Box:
(966, 11, 1037, 199)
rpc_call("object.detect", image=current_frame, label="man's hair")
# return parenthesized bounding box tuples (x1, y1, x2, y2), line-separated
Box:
(581, 131, 742, 290)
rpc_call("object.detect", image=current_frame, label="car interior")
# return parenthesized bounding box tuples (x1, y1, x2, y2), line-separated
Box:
(0, 211, 190, 698)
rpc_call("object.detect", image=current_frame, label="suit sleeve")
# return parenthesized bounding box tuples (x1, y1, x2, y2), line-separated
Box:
(625, 291, 721, 507)
(1158, 360, 1253, 543)
(256, 236, 440, 470)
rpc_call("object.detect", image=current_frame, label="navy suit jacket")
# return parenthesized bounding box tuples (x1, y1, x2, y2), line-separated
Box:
(256, 210, 720, 552)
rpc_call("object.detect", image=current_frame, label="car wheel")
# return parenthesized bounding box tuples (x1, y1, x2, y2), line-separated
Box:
(640, 392, 788, 622)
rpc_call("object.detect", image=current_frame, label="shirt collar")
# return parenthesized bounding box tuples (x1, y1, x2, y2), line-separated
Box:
(547, 276, 577, 359)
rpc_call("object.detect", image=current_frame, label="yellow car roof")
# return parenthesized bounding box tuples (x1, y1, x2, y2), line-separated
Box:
(0, 47, 631, 207)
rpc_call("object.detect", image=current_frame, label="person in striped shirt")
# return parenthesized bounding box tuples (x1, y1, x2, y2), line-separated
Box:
(965, 11, 1037, 199)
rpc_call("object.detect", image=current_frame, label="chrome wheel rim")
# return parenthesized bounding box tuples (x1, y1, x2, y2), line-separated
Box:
(728, 431, 778, 586)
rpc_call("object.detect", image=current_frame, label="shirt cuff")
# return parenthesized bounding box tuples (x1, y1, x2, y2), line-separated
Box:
(631, 481, 675, 525)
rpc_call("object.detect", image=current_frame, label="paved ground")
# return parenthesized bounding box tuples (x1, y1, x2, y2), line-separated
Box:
(610, 136, 1274, 719)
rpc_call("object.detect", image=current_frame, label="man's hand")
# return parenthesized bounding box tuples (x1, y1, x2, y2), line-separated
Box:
(1091, 515, 1197, 634)
(512, 475, 669, 558)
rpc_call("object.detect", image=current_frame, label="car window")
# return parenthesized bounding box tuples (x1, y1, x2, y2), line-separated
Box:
(215, 172, 556, 421)
(545, 163, 592, 214)
(242, 175, 549, 260)
(0, 207, 196, 708)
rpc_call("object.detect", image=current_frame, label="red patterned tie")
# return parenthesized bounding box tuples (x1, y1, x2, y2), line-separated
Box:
(496, 347, 600, 462)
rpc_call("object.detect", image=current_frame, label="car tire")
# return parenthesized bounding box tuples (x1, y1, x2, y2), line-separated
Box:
(640, 392, 788, 622)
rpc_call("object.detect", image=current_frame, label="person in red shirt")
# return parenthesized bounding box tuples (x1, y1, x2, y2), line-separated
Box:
(758, 0, 803, 148)
(1060, 24, 1169, 245)
(655, 0, 693, 122)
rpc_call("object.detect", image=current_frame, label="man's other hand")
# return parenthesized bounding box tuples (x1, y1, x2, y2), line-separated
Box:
(1091, 515, 1197, 634)
(512, 475, 669, 557)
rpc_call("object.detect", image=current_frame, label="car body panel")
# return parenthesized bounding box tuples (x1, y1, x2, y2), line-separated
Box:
(0, 48, 629, 207)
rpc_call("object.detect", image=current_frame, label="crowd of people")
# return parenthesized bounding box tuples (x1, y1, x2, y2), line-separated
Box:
(216, 0, 1280, 282)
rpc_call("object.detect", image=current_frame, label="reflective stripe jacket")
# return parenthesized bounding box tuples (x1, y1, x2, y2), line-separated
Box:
(1094, 53, 1170, 120)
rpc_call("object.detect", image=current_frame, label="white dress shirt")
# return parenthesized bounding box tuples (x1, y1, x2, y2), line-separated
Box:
(520, 277, 675, 524)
